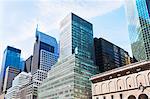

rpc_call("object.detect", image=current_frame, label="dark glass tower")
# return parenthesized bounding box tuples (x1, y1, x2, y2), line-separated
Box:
(94, 38, 131, 72)
(125, 0, 150, 61)
(0, 46, 21, 93)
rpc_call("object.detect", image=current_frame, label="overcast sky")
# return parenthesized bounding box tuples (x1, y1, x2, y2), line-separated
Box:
(0, 0, 132, 70)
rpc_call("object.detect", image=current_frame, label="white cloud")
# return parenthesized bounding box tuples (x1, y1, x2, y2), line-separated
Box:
(36, 0, 124, 31)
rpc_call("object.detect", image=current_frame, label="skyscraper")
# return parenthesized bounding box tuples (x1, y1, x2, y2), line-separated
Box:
(125, 0, 150, 61)
(16, 27, 59, 99)
(94, 38, 131, 72)
(0, 46, 21, 93)
(59, 13, 94, 60)
(31, 27, 59, 74)
(38, 13, 97, 99)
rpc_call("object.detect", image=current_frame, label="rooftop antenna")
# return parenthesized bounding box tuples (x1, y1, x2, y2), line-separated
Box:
(36, 24, 38, 31)
(36, 17, 39, 31)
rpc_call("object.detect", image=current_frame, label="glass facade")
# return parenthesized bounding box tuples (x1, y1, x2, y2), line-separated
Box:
(38, 13, 97, 99)
(60, 13, 94, 61)
(125, 0, 150, 61)
(0, 46, 21, 93)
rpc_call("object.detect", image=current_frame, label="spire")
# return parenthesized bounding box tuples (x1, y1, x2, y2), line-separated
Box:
(36, 24, 38, 31)
(36, 24, 39, 40)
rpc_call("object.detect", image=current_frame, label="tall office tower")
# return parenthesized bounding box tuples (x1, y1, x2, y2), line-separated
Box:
(16, 28, 59, 99)
(31, 27, 59, 74)
(0, 46, 21, 93)
(3, 66, 20, 92)
(38, 13, 97, 99)
(24, 55, 33, 73)
(5, 72, 32, 99)
(94, 38, 131, 73)
(125, 0, 150, 61)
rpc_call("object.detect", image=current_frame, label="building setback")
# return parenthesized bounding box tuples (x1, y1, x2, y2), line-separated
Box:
(94, 38, 131, 73)
(38, 13, 97, 99)
(0, 46, 21, 94)
(125, 0, 150, 61)
(90, 60, 150, 99)
(24, 55, 33, 73)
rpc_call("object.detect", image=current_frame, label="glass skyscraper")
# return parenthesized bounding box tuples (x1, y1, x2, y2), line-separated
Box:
(60, 13, 94, 60)
(0, 46, 21, 93)
(125, 0, 150, 61)
(38, 13, 97, 99)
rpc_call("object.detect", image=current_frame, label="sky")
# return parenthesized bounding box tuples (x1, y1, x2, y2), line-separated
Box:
(0, 0, 132, 69)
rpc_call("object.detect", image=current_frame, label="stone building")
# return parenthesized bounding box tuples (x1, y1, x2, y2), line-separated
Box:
(90, 60, 150, 99)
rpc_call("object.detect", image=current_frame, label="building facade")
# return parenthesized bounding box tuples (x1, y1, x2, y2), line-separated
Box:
(125, 0, 150, 61)
(38, 13, 97, 99)
(16, 27, 59, 99)
(94, 38, 131, 73)
(3, 66, 20, 93)
(0, 46, 21, 93)
(90, 61, 150, 99)
(16, 82, 38, 99)
(31, 27, 59, 74)
(5, 72, 32, 99)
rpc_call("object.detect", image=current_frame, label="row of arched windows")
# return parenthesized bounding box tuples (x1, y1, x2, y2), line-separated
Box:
(94, 71, 150, 94)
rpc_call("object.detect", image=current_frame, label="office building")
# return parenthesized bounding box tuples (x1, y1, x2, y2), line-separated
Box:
(16, 27, 59, 99)
(16, 70, 47, 99)
(5, 72, 32, 99)
(0, 46, 21, 93)
(94, 38, 131, 72)
(16, 82, 38, 99)
(3, 66, 20, 93)
(31, 27, 59, 74)
(38, 13, 97, 99)
(90, 60, 150, 99)
(125, 0, 150, 61)
(24, 55, 33, 73)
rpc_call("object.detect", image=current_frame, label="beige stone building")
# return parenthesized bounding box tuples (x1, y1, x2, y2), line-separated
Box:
(90, 61, 150, 99)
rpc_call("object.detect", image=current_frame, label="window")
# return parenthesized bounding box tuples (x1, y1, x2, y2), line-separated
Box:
(120, 94, 123, 99)
(103, 96, 106, 99)
(111, 95, 114, 99)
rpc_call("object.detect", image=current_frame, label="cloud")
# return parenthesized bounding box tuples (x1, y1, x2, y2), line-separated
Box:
(0, 0, 124, 70)
(36, 0, 124, 31)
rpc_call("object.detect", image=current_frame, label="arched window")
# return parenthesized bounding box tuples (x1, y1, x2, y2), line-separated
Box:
(108, 81, 115, 92)
(126, 77, 134, 89)
(128, 95, 136, 99)
(101, 83, 107, 93)
(117, 79, 125, 90)
(94, 85, 99, 94)
(136, 74, 146, 86)
(138, 94, 148, 99)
